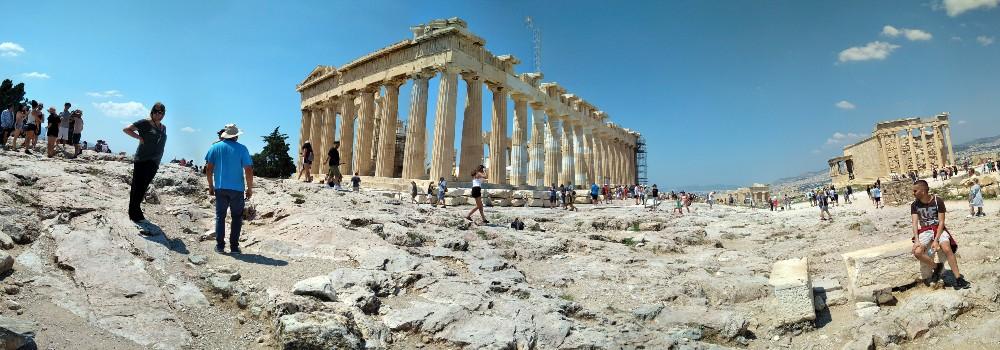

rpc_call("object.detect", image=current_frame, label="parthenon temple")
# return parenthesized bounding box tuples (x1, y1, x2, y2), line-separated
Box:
(827, 113, 954, 187)
(296, 18, 640, 189)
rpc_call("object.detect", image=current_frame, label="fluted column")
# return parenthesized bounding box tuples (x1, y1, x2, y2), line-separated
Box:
(527, 103, 545, 187)
(510, 94, 529, 187)
(354, 87, 377, 176)
(318, 103, 338, 177)
(919, 127, 930, 173)
(560, 118, 575, 186)
(403, 72, 431, 179)
(875, 133, 891, 175)
(299, 108, 312, 161)
(375, 80, 403, 178)
(458, 73, 483, 181)
(339, 93, 357, 176)
(906, 128, 918, 173)
(429, 67, 458, 181)
(933, 125, 945, 167)
(592, 135, 603, 184)
(544, 113, 561, 187)
(581, 127, 594, 185)
(309, 105, 325, 175)
(572, 123, 586, 187)
(942, 125, 954, 166)
(487, 83, 508, 185)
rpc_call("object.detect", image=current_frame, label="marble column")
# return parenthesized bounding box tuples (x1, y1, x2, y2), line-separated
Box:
(543, 113, 561, 187)
(560, 118, 575, 186)
(354, 87, 378, 176)
(339, 93, 357, 176)
(510, 94, 529, 187)
(487, 83, 508, 185)
(527, 103, 545, 187)
(572, 123, 586, 187)
(875, 133, 891, 175)
(458, 73, 483, 182)
(309, 105, 325, 176)
(582, 128, 594, 185)
(429, 67, 458, 182)
(403, 72, 431, 179)
(906, 128, 918, 173)
(319, 103, 337, 176)
(375, 80, 403, 178)
(942, 125, 955, 166)
(919, 127, 930, 173)
(299, 108, 312, 167)
(933, 125, 945, 167)
(592, 135, 603, 185)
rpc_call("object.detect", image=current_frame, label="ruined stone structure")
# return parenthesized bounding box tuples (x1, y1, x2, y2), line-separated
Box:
(828, 113, 954, 187)
(296, 18, 641, 189)
(721, 183, 770, 207)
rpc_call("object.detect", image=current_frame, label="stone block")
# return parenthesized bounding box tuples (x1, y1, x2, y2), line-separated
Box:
(445, 197, 468, 206)
(842, 241, 920, 301)
(510, 198, 526, 207)
(526, 198, 547, 207)
(769, 257, 815, 329)
(446, 189, 465, 197)
(812, 278, 842, 293)
(491, 190, 512, 199)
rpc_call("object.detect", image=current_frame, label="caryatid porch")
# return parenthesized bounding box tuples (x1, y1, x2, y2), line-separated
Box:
(295, 18, 641, 190)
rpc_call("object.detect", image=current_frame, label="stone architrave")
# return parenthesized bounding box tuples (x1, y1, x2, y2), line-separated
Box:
(572, 123, 586, 187)
(544, 113, 561, 187)
(510, 94, 529, 186)
(355, 87, 378, 176)
(560, 118, 575, 186)
(527, 103, 546, 187)
(375, 80, 404, 178)
(403, 71, 432, 179)
(488, 83, 508, 185)
(339, 93, 357, 176)
(458, 72, 483, 181)
(429, 67, 458, 181)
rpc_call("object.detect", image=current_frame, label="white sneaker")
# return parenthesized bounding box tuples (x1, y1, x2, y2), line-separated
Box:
(966, 214, 974, 218)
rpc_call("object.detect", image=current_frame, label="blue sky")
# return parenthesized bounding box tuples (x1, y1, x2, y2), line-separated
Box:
(3, 0, 999, 188)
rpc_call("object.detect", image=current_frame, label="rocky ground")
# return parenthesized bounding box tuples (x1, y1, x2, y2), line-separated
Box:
(1, 149, 999, 349)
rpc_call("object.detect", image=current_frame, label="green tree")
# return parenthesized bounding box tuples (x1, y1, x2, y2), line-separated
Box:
(251, 127, 296, 178)
(0, 79, 27, 110)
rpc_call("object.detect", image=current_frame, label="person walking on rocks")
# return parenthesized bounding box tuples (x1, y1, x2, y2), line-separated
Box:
(968, 177, 984, 218)
(672, 192, 684, 215)
(123, 102, 168, 225)
(437, 177, 447, 208)
(205, 123, 254, 254)
(465, 165, 489, 224)
(0, 105, 14, 149)
(548, 184, 558, 208)
(410, 181, 418, 204)
(910, 180, 970, 289)
(707, 191, 715, 209)
(70, 109, 84, 158)
(351, 172, 361, 192)
(590, 182, 600, 204)
(45, 107, 60, 157)
(58, 102, 72, 146)
(299, 140, 314, 182)
(845, 186, 853, 204)
(566, 186, 577, 211)
(817, 190, 832, 221)
(871, 185, 883, 209)
(325, 141, 342, 189)
(427, 181, 436, 206)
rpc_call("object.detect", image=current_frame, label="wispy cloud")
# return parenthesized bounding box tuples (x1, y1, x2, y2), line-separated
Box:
(942, 0, 998, 16)
(0, 42, 25, 57)
(825, 132, 864, 145)
(180, 127, 198, 133)
(93, 101, 147, 118)
(838, 41, 900, 63)
(958, 120, 968, 125)
(881, 25, 933, 41)
(86, 90, 123, 98)
(835, 100, 856, 110)
(977, 35, 995, 46)
(21, 72, 50, 79)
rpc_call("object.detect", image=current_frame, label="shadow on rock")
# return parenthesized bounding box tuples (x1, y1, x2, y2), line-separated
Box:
(231, 253, 288, 266)
(139, 222, 189, 255)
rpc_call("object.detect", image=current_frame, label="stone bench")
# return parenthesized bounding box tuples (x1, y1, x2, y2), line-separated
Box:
(842, 240, 937, 303)
(769, 257, 814, 331)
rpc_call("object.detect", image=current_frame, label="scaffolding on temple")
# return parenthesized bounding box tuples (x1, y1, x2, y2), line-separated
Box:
(636, 135, 647, 185)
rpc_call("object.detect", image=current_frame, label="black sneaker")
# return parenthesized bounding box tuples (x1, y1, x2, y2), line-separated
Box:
(230, 246, 242, 254)
(954, 275, 971, 290)
(214, 246, 225, 254)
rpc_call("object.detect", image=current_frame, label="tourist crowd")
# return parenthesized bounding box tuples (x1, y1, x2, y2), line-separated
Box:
(1, 100, 86, 158)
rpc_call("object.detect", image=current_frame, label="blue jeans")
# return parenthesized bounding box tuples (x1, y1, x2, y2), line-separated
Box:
(215, 189, 245, 248)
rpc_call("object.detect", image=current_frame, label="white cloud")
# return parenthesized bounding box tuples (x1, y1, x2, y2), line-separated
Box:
(835, 100, 856, 110)
(838, 41, 900, 63)
(181, 127, 198, 133)
(0, 42, 25, 57)
(86, 90, 123, 98)
(977, 35, 995, 46)
(943, 0, 999, 16)
(881, 25, 933, 41)
(958, 120, 968, 125)
(93, 101, 147, 118)
(21, 72, 50, 79)
(825, 132, 864, 145)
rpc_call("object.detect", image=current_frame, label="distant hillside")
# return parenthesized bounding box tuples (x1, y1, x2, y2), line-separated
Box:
(955, 134, 1000, 159)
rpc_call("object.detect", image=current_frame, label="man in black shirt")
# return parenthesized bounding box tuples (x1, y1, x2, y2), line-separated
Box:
(326, 141, 342, 189)
(910, 180, 969, 289)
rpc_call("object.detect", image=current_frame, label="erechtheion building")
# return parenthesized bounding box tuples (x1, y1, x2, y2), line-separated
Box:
(828, 113, 954, 187)
(296, 18, 640, 190)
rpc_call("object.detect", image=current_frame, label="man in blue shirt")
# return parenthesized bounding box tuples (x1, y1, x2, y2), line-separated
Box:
(0, 105, 14, 148)
(590, 183, 600, 204)
(205, 124, 254, 254)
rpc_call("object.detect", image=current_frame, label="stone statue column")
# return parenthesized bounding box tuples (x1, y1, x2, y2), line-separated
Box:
(458, 73, 483, 182)
(299, 108, 312, 166)
(354, 87, 378, 176)
(510, 94, 529, 187)
(527, 102, 546, 187)
(544, 113, 561, 187)
(309, 105, 325, 176)
(403, 71, 431, 179)
(429, 67, 458, 182)
(560, 118, 575, 186)
(572, 123, 586, 187)
(375, 80, 404, 178)
(487, 83, 508, 185)
(339, 93, 358, 176)
(942, 125, 955, 166)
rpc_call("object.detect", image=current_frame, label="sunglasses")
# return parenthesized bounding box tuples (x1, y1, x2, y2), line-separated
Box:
(152, 110, 166, 115)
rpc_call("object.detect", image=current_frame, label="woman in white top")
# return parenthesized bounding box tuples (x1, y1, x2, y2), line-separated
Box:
(465, 165, 489, 224)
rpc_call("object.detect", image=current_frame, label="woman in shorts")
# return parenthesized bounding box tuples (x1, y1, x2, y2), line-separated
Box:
(465, 165, 489, 224)
(300, 141, 313, 182)
(7, 105, 27, 151)
(19, 102, 40, 154)
(45, 107, 60, 157)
